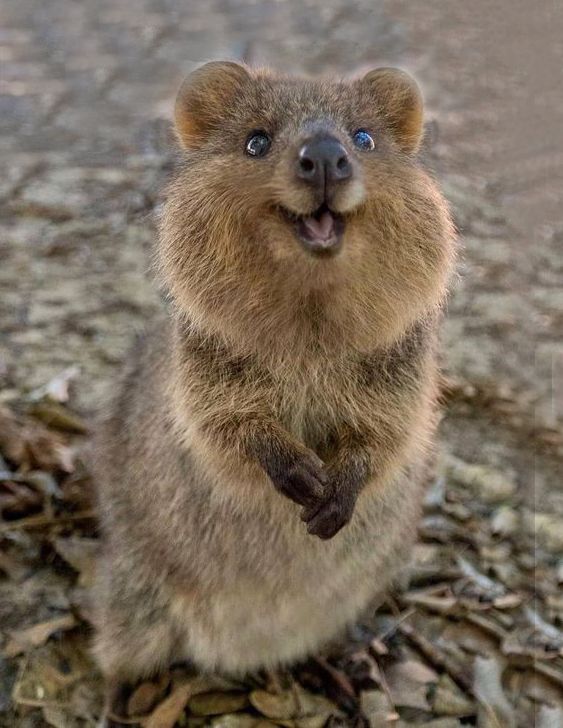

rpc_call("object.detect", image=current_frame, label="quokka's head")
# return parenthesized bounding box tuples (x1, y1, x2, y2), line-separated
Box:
(160, 62, 455, 347)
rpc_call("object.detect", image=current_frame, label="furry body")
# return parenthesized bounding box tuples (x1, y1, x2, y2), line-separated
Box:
(93, 63, 456, 686)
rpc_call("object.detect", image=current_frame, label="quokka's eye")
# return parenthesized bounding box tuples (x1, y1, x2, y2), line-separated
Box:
(352, 129, 375, 151)
(245, 131, 271, 157)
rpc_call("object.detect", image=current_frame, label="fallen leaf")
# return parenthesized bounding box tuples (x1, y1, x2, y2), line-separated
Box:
(53, 536, 99, 587)
(250, 690, 302, 721)
(292, 687, 336, 720)
(30, 401, 88, 435)
(0, 406, 74, 472)
(143, 678, 208, 728)
(424, 477, 447, 509)
(127, 677, 170, 717)
(456, 557, 506, 599)
(524, 608, 563, 649)
(403, 587, 457, 614)
(444, 457, 517, 504)
(0, 550, 30, 581)
(431, 674, 474, 717)
(359, 689, 397, 725)
(492, 594, 522, 610)
(24, 470, 61, 499)
(290, 714, 339, 728)
(473, 656, 515, 727)
(189, 691, 250, 716)
(527, 512, 563, 553)
(490, 507, 518, 537)
(210, 715, 263, 728)
(42, 705, 73, 728)
(4, 614, 77, 657)
(385, 660, 434, 711)
(0, 479, 43, 518)
(537, 704, 563, 728)
(29, 366, 80, 404)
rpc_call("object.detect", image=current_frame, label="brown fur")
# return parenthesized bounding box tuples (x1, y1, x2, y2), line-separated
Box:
(93, 62, 456, 702)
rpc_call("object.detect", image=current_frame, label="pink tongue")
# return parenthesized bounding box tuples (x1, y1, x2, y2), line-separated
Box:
(303, 210, 335, 241)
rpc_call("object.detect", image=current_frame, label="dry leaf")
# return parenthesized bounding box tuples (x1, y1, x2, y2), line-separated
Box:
(143, 678, 208, 728)
(4, 614, 77, 657)
(490, 507, 518, 537)
(249, 690, 302, 721)
(359, 689, 397, 726)
(0, 406, 73, 472)
(492, 594, 522, 610)
(456, 557, 506, 599)
(431, 674, 474, 717)
(189, 691, 250, 716)
(385, 660, 434, 711)
(53, 536, 98, 587)
(42, 706, 73, 728)
(128, 677, 170, 717)
(444, 457, 517, 504)
(537, 704, 563, 728)
(210, 716, 262, 728)
(29, 366, 80, 404)
(473, 656, 515, 727)
(528, 512, 563, 553)
(30, 401, 88, 435)
(0, 479, 43, 518)
(0, 550, 30, 581)
(403, 587, 457, 614)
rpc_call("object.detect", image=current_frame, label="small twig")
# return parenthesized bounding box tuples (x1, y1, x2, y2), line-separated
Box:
(11, 654, 30, 707)
(14, 697, 72, 709)
(384, 595, 403, 619)
(106, 710, 141, 725)
(398, 622, 474, 696)
(375, 608, 416, 644)
(313, 656, 357, 713)
(0, 509, 95, 534)
(373, 662, 398, 720)
(465, 612, 508, 641)
(535, 661, 563, 690)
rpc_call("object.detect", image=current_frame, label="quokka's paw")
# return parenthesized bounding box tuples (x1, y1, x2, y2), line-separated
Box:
(266, 448, 328, 508)
(301, 489, 357, 540)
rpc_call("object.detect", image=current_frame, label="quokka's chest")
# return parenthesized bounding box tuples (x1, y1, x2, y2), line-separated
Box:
(272, 360, 365, 446)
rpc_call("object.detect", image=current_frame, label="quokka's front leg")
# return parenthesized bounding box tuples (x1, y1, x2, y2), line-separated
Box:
(177, 331, 328, 509)
(302, 405, 427, 539)
(202, 413, 329, 508)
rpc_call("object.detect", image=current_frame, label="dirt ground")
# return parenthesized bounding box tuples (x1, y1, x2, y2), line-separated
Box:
(1, 0, 562, 726)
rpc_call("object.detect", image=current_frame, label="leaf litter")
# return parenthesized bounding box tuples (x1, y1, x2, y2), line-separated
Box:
(1, 391, 562, 727)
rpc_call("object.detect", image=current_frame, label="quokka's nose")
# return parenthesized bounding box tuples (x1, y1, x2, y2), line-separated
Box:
(296, 135, 352, 190)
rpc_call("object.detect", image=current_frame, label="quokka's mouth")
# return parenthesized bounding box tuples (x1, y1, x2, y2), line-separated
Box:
(280, 203, 345, 256)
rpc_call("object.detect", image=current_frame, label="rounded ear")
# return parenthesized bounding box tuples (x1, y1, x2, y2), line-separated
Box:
(360, 67, 423, 154)
(174, 61, 251, 149)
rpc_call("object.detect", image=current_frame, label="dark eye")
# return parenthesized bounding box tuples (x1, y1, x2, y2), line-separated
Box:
(245, 131, 271, 157)
(352, 129, 375, 151)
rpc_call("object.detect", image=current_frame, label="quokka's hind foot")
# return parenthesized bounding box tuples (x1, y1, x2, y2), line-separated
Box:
(93, 587, 178, 726)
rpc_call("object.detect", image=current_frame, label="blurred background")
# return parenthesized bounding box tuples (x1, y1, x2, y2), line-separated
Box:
(1, 1, 562, 726)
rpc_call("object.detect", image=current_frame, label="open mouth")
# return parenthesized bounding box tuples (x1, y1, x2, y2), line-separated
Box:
(280, 203, 345, 256)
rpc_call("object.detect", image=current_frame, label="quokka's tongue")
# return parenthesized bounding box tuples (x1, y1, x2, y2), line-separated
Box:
(302, 209, 335, 242)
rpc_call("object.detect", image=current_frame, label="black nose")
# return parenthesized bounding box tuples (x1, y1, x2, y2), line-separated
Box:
(297, 136, 352, 191)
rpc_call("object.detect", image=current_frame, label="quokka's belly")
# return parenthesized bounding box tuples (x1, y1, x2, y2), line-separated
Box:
(168, 472, 422, 674)
(170, 547, 382, 674)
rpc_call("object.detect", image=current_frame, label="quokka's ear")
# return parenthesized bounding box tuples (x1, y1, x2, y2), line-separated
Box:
(174, 61, 251, 149)
(359, 67, 423, 154)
